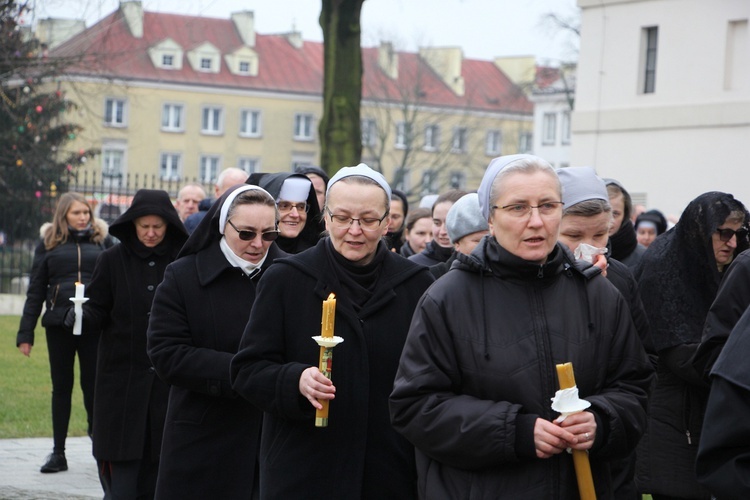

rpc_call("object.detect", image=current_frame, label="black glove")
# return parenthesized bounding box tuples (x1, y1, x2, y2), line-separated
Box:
(62, 307, 76, 330)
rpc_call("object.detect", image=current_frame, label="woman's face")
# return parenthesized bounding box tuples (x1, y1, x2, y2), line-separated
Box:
(278, 200, 308, 239)
(454, 230, 488, 256)
(432, 201, 454, 248)
(135, 215, 167, 248)
(559, 212, 611, 253)
(224, 203, 277, 264)
(388, 199, 405, 233)
(636, 225, 658, 248)
(489, 171, 562, 264)
(66, 200, 91, 230)
(406, 217, 432, 253)
(712, 218, 743, 271)
(325, 182, 389, 265)
(609, 193, 625, 235)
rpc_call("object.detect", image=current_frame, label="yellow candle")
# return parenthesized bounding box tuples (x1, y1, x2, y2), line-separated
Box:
(321, 293, 336, 338)
(556, 362, 597, 500)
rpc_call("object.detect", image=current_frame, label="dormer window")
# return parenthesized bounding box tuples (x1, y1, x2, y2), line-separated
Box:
(162, 54, 173, 67)
(148, 39, 184, 70)
(200, 58, 212, 70)
(239, 61, 250, 73)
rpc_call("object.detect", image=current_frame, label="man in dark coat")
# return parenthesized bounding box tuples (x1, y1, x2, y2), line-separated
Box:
(147, 185, 286, 499)
(231, 164, 434, 499)
(81, 189, 187, 498)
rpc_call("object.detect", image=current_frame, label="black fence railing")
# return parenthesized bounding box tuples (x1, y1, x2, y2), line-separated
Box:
(0, 170, 213, 294)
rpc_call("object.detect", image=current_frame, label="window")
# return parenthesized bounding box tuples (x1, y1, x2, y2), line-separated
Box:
(393, 167, 411, 193)
(449, 171, 466, 190)
(542, 113, 557, 145)
(724, 20, 747, 90)
(519, 132, 532, 153)
(485, 130, 501, 155)
(201, 106, 223, 135)
(200, 155, 221, 184)
(239, 109, 262, 137)
(395, 122, 413, 149)
(561, 111, 571, 145)
(162, 54, 174, 67)
(423, 124, 439, 151)
(451, 127, 468, 153)
(421, 170, 438, 196)
(160, 153, 182, 181)
(238, 157, 260, 174)
(200, 58, 212, 70)
(101, 143, 126, 187)
(361, 118, 377, 147)
(104, 98, 126, 127)
(294, 113, 314, 140)
(239, 61, 250, 73)
(643, 27, 658, 94)
(161, 103, 184, 132)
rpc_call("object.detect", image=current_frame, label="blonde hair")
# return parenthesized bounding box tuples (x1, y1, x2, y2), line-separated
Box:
(43, 192, 106, 250)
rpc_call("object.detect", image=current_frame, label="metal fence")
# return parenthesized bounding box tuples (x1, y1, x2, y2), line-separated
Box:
(0, 170, 213, 294)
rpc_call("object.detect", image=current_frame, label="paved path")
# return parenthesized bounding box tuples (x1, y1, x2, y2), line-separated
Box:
(0, 437, 100, 499)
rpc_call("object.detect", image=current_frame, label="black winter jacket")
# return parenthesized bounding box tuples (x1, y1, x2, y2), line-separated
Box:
(390, 237, 653, 499)
(17, 220, 111, 346)
(231, 238, 434, 499)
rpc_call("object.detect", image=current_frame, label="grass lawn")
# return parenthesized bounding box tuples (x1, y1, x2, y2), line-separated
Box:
(0, 315, 88, 438)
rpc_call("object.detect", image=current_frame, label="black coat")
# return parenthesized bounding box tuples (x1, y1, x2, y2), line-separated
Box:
(390, 238, 654, 499)
(634, 192, 749, 498)
(17, 220, 111, 345)
(696, 306, 750, 499)
(84, 189, 187, 461)
(147, 184, 287, 499)
(408, 239, 452, 267)
(230, 238, 434, 499)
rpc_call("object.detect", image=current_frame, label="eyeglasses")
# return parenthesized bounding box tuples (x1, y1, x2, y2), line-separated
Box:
(277, 201, 309, 214)
(226, 219, 280, 242)
(492, 201, 564, 218)
(715, 227, 748, 242)
(325, 207, 389, 231)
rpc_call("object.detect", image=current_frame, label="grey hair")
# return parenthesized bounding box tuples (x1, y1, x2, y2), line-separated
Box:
(488, 157, 560, 211)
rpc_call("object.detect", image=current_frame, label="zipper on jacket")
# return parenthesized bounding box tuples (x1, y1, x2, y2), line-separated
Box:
(537, 265, 544, 278)
(49, 284, 60, 311)
(685, 430, 692, 445)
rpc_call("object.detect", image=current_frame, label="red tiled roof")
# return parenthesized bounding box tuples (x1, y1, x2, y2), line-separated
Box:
(53, 8, 529, 113)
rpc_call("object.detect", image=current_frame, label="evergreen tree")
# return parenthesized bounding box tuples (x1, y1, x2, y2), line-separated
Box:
(0, 0, 95, 241)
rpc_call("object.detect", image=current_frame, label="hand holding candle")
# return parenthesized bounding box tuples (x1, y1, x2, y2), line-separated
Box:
(70, 282, 89, 336)
(312, 293, 344, 427)
(554, 362, 596, 500)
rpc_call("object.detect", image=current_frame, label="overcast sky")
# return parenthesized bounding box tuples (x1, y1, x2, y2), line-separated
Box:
(34, 0, 580, 64)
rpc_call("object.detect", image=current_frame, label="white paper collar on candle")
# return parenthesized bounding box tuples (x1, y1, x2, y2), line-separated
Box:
(551, 386, 591, 416)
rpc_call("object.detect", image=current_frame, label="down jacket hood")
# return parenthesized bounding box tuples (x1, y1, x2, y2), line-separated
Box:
(109, 189, 188, 254)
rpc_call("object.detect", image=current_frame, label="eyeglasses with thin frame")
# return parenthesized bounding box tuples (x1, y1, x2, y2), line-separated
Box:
(277, 201, 309, 214)
(492, 201, 564, 218)
(226, 219, 280, 242)
(325, 207, 389, 231)
(715, 227, 748, 243)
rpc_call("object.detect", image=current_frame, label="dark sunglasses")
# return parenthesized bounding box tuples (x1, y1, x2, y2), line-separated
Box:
(716, 227, 749, 242)
(227, 219, 279, 242)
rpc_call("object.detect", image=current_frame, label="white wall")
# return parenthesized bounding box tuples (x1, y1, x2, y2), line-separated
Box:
(573, 0, 750, 216)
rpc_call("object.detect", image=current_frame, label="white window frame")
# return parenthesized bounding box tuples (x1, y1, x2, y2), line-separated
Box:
(421, 170, 438, 196)
(238, 157, 260, 174)
(485, 130, 501, 156)
(101, 141, 126, 187)
(162, 54, 174, 67)
(642, 26, 658, 94)
(200, 57, 212, 71)
(200, 155, 221, 184)
(160, 152, 182, 182)
(239, 109, 262, 138)
(423, 124, 439, 151)
(238, 61, 250, 73)
(393, 167, 411, 194)
(451, 127, 468, 153)
(449, 171, 466, 190)
(561, 111, 571, 145)
(201, 106, 224, 135)
(104, 97, 127, 127)
(395, 122, 412, 150)
(542, 113, 557, 145)
(294, 113, 314, 141)
(361, 118, 377, 147)
(161, 103, 184, 132)
(519, 132, 533, 153)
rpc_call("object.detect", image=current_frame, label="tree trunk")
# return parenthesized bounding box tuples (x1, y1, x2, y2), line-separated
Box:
(319, 0, 364, 176)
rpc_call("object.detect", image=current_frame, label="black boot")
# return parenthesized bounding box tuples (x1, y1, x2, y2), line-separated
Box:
(40, 452, 68, 473)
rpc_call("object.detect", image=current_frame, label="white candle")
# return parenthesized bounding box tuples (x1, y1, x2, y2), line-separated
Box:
(72, 282, 86, 336)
